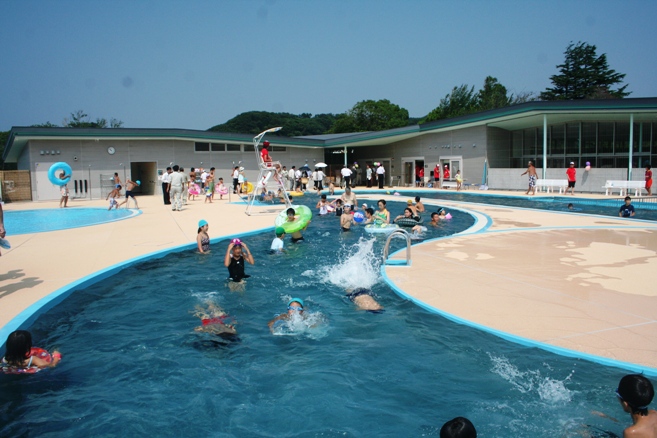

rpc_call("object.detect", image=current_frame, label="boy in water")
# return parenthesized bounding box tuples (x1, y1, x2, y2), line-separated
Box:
(619, 196, 636, 218)
(270, 227, 285, 253)
(340, 204, 356, 231)
(616, 374, 657, 437)
(192, 301, 237, 337)
(285, 207, 306, 242)
(106, 185, 122, 210)
(268, 298, 306, 333)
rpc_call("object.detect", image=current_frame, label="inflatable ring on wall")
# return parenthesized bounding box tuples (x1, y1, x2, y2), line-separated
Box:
(48, 162, 72, 186)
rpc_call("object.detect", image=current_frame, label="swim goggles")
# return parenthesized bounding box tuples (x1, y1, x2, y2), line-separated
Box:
(287, 306, 303, 312)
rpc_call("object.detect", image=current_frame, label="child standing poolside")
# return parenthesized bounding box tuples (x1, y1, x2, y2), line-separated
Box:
(204, 184, 213, 203)
(1, 330, 61, 374)
(216, 178, 227, 200)
(455, 170, 463, 191)
(616, 374, 657, 437)
(197, 219, 210, 254)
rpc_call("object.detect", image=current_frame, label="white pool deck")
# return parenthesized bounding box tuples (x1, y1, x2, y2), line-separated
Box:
(1, 188, 656, 373)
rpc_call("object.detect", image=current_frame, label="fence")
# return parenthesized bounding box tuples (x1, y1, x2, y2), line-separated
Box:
(1, 170, 32, 202)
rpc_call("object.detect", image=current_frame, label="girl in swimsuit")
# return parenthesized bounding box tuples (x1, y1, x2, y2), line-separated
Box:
(193, 301, 237, 337)
(197, 219, 210, 254)
(1, 330, 61, 374)
(375, 199, 390, 225)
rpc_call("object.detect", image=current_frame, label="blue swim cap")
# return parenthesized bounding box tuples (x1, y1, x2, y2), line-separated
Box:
(288, 298, 304, 308)
(136, 180, 141, 185)
(198, 219, 208, 227)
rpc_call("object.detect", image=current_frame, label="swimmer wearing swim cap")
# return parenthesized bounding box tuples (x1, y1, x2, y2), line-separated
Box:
(267, 298, 305, 332)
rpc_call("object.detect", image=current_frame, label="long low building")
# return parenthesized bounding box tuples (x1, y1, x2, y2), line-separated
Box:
(3, 98, 656, 201)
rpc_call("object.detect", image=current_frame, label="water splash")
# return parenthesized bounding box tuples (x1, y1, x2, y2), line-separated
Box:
(271, 311, 329, 339)
(302, 237, 381, 291)
(488, 353, 574, 403)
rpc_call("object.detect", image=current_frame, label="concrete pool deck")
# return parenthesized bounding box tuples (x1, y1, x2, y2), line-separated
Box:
(1, 188, 656, 373)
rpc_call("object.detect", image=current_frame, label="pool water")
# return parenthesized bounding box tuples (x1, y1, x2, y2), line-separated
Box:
(0, 198, 629, 436)
(4, 208, 139, 235)
(406, 190, 657, 221)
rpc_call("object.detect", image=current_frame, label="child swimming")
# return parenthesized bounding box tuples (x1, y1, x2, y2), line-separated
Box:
(1, 330, 61, 374)
(192, 301, 237, 337)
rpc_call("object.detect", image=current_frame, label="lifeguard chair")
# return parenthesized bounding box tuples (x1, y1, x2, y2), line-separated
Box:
(245, 127, 292, 215)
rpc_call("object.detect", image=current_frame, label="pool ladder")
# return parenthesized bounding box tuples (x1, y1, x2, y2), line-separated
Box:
(382, 229, 412, 266)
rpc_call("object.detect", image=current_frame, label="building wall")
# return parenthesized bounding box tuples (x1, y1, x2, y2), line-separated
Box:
(489, 167, 646, 193)
(22, 138, 323, 200)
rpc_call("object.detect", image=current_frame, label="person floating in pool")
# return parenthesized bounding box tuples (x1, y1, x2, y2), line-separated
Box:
(374, 199, 390, 225)
(197, 219, 210, 254)
(270, 227, 286, 253)
(1, 330, 61, 374)
(118, 179, 140, 209)
(619, 196, 636, 218)
(192, 300, 237, 338)
(345, 288, 383, 312)
(362, 207, 375, 225)
(224, 238, 254, 287)
(440, 416, 477, 438)
(521, 160, 538, 196)
(59, 170, 70, 208)
(428, 212, 441, 227)
(285, 207, 308, 243)
(106, 185, 122, 210)
(615, 374, 657, 438)
(394, 207, 419, 225)
(267, 298, 306, 333)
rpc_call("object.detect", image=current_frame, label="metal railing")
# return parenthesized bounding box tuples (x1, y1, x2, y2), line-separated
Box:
(382, 228, 412, 265)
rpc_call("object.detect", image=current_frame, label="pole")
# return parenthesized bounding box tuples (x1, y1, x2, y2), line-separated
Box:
(542, 114, 548, 179)
(628, 113, 634, 181)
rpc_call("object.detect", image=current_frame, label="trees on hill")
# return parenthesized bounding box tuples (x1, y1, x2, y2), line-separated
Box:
(32, 110, 123, 128)
(209, 111, 337, 137)
(540, 41, 630, 100)
(329, 99, 410, 134)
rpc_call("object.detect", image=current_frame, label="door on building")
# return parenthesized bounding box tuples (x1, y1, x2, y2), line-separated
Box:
(402, 157, 425, 187)
(130, 162, 156, 195)
(35, 162, 91, 201)
(369, 158, 392, 187)
(440, 157, 462, 182)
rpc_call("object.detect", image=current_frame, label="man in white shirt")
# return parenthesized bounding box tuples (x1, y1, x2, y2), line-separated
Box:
(232, 166, 240, 194)
(288, 166, 296, 191)
(161, 167, 172, 205)
(376, 164, 385, 189)
(315, 168, 325, 191)
(200, 169, 209, 189)
(168, 164, 186, 211)
(340, 165, 353, 188)
(294, 167, 302, 191)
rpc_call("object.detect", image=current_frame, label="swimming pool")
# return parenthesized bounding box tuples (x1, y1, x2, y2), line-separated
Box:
(4, 208, 140, 235)
(0, 197, 627, 436)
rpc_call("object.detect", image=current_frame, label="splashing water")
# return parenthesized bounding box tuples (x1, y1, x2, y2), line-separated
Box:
(488, 353, 574, 403)
(302, 237, 381, 291)
(271, 310, 329, 339)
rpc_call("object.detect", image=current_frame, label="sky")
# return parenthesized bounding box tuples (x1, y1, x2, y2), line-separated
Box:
(1, 0, 656, 132)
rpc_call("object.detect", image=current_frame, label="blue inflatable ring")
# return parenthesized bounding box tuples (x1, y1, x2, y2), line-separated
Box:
(48, 162, 72, 186)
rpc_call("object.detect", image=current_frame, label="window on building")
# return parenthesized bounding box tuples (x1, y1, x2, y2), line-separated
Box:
(211, 143, 225, 152)
(195, 142, 210, 152)
(243, 145, 255, 152)
(565, 123, 579, 155)
(598, 123, 614, 154)
(271, 146, 287, 152)
(615, 122, 630, 154)
(226, 144, 241, 152)
(523, 128, 536, 156)
(581, 123, 597, 154)
(550, 125, 565, 155)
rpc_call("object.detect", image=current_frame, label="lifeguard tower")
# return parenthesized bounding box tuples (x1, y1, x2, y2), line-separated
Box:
(245, 127, 292, 215)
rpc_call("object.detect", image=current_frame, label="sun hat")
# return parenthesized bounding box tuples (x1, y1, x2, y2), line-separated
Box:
(198, 219, 208, 227)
